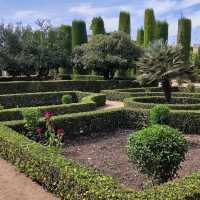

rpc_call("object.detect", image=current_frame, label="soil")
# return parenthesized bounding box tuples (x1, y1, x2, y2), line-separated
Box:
(62, 130, 200, 191)
(0, 159, 59, 200)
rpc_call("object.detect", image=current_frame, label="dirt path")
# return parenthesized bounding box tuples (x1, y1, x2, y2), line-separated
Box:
(99, 100, 124, 110)
(0, 159, 59, 200)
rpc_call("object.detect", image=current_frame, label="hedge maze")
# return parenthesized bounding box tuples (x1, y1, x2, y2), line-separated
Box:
(1, 81, 200, 199)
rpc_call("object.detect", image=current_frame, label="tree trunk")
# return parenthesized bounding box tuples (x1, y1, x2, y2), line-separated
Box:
(161, 79, 172, 103)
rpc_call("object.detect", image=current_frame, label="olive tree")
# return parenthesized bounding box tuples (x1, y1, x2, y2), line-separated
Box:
(72, 32, 142, 79)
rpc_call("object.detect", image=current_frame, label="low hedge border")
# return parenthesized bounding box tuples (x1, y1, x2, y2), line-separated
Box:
(2, 108, 200, 199)
(0, 91, 77, 108)
(0, 90, 105, 108)
(0, 92, 106, 122)
(72, 74, 104, 81)
(102, 89, 200, 102)
(0, 124, 135, 200)
(124, 96, 200, 110)
(0, 80, 139, 94)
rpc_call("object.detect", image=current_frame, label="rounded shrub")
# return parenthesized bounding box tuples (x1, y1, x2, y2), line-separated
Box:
(150, 104, 170, 125)
(127, 125, 188, 183)
(61, 95, 73, 104)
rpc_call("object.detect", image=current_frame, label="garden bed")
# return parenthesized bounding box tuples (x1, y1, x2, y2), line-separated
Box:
(62, 129, 200, 191)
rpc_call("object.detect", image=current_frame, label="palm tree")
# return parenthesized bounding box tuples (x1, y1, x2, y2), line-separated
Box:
(137, 40, 194, 103)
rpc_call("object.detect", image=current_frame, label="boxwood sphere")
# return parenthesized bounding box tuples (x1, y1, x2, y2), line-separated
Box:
(128, 125, 188, 183)
(150, 104, 170, 125)
(62, 95, 73, 104)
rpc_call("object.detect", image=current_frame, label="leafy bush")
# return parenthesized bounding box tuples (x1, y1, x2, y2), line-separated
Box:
(128, 125, 188, 183)
(61, 95, 72, 104)
(22, 108, 41, 139)
(150, 104, 170, 125)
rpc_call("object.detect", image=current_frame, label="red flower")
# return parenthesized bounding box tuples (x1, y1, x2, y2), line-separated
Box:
(57, 128, 65, 136)
(36, 128, 43, 135)
(44, 111, 54, 120)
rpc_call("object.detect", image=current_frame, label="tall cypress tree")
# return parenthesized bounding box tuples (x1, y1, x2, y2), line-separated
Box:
(144, 8, 156, 47)
(177, 17, 192, 63)
(72, 20, 88, 48)
(136, 27, 144, 46)
(119, 11, 131, 35)
(58, 25, 72, 74)
(90, 17, 105, 35)
(59, 25, 72, 54)
(155, 21, 168, 43)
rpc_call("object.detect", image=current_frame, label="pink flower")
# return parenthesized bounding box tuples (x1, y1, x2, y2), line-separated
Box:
(36, 128, 43, 135)
(44, 111, 54, 120)
(57, 128, 65, 136)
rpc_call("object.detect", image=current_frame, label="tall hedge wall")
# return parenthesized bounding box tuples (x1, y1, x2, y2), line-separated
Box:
(72, 20, 88, 48)
(119, 11, 131, 35)
(177, 17, 192, 63)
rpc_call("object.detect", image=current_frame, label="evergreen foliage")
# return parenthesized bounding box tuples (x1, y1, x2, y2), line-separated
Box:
(144, 8, 156, 47)
(90, 17, 105, 35)
(119, 11, 131, 35)
(136, 27, 144, 46)
(155, 21, 168, 42)
(177, 17, 192, 63)
(72, 20, 88, 48)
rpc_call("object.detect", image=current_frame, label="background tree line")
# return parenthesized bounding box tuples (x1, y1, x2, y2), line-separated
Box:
(0, 8, 198, 80)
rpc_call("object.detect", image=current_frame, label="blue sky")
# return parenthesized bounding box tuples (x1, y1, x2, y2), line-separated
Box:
(1, 0, 200, 44)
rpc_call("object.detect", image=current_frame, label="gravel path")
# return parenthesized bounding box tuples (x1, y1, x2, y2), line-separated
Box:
(0, 159, 59, 200)
(99, 100, 124, 110)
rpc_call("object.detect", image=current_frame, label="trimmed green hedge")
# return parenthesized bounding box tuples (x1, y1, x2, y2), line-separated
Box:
(0, 91, 77, 108)
(102, 89, 200, 102)
(0, 92, 106, 121)
(2, 110, 200, 199)
(124, 96, 200, 110)
(0, 124, 135, 199)
(0, 80, 139, 95)
(72, 75, 104, 81)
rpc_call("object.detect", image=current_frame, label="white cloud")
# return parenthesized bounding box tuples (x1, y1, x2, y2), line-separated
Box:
(68, 4, 111, 17)
(103, 16, 118, 32)
(14, 10, 45, 20)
